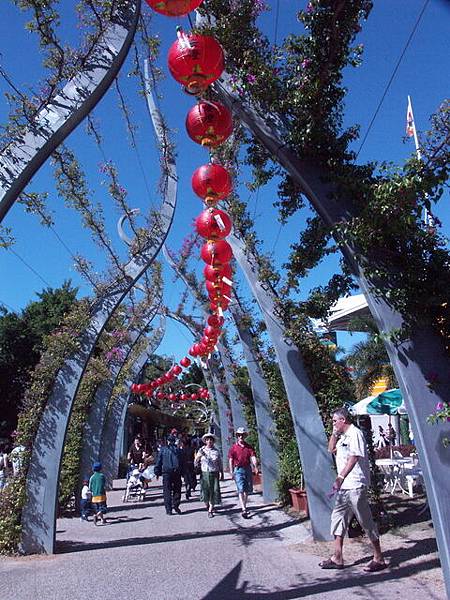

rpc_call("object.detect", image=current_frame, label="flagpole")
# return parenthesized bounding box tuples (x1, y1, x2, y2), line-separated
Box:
(406, 95, 432, 226)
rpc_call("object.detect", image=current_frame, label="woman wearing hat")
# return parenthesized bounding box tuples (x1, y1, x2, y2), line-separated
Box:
(194, 433, 223, 518)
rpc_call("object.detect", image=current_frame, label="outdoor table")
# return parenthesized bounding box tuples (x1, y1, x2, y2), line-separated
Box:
(375, 457, 415, 495)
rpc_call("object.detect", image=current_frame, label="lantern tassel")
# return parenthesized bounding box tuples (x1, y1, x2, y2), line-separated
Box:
(221, 276, 233, 286)
(214, 214, 226, 231)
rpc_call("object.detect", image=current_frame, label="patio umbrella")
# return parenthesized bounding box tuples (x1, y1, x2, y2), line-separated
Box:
(349, 389, 406, 416)
(349, 389, 406, 458)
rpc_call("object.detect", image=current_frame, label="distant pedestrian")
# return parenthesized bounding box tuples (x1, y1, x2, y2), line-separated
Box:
(195, 433, 223, 518)
(181, 436, 197, 499)
(319, 407, 386, 572)
(387, 424, 396, 446)
(377, 426, 387, 448)
(154, 435, 185, 515)
(80, 479, 92, 521)
(127, 435, 145, 469)
(89, 462, 107, 525)
(9, 443, 25, 476)
(228, 427, 258, 519)
(0, 444, 10, 491)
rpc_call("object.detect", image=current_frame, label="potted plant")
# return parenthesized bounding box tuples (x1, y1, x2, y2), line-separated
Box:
(289, 474, 308, 516)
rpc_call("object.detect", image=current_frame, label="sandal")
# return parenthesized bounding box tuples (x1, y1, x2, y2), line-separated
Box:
(363, 560, 387, 573)
(319, 558, 344, 570)
(208, 511, 214, 518)
(241, 510, 250, 519)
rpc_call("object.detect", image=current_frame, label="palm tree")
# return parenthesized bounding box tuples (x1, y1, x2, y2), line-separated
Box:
(345, 316, 397, 399)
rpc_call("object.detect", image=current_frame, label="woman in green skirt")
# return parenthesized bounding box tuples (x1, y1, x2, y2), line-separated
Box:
(195, 433, 223, 518)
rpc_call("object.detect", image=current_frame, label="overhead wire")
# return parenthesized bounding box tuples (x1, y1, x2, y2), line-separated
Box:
(8, 247, 51, 287)
(356, 0, 430, 157)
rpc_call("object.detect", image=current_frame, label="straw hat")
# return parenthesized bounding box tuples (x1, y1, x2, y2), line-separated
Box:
(202, 432, 216, 443)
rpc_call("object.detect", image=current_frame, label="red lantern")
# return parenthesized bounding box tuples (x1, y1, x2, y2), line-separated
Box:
(195, 208, 232, 239)
(204, 263, 232, 282)
(168, 32, 224, 94)
(186, 101, 233, 147)
(210, 299, 230, 312)
(200, 240, 233, 265)
(208, 314, 224, 328)
(204, 325, 219, 338)
(188, 345, 198, 357)
(180, 356, 191, 367)
(145, 0, 203, 17)
(169, 393, 177, 401)
(172, 364, 182, 375)
(157, 391, 165, 400)
(181, 393, 189, 401)
(192, 164, 232, 205)
(145, 389, 152, 398)
(190, 393, 198, 400)
(131, 383, 137, 393)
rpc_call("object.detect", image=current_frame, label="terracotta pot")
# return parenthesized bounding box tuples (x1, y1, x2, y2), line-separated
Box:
(289, 488, 309, 516)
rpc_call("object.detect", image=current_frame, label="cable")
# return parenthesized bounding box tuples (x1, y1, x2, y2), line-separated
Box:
(273, 0, 280, 46)
(8, 248, 51, 287)
(271, 222, 283, 254)
(252, 187, 260, 220)
(356, 0, 430, 157)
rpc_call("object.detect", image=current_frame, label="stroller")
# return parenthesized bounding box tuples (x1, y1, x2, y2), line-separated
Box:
(122, 468, 145, 502)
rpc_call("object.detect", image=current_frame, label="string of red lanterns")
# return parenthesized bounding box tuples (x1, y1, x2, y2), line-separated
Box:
(134, 0, 234, 402)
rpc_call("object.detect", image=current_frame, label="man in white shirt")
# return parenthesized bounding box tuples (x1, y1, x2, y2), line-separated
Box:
(319, 407, 386, 572)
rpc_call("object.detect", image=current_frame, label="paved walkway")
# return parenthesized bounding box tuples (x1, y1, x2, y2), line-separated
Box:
(0, 477, 445, 599)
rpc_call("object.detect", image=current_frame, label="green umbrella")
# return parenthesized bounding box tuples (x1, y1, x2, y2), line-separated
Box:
(366, 389, 405, 415)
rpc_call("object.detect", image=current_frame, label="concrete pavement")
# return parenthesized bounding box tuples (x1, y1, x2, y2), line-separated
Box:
(0, 476, 445, 599)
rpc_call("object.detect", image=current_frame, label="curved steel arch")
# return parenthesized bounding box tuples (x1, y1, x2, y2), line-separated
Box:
(100, 314, 166, 488)
(79, 291, 163, 482)
(0, 1, 140, 222)
(228, 231, 334, 540)
(228, 296, 280, 503)
(20, 75, 178, 553)
(213, 69, 450, 575)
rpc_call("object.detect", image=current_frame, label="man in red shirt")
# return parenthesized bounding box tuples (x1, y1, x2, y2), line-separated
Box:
(228, 427, 258, 518)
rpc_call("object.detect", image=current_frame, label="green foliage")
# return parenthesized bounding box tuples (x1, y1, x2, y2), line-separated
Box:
(0, 477, 26, 555)
(0, 281, 78, 438)
(0, 299, 90, 553)
(261, 360, 300, 504)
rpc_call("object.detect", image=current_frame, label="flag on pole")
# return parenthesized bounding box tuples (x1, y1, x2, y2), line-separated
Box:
(406, 96, 415, 138)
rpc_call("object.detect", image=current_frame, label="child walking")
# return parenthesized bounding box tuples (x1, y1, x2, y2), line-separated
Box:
(80, 479, 92, 521)
(89, 462, 107, 525)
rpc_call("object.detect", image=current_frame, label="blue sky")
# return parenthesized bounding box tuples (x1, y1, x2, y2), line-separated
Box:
(0, 0, 449, 362)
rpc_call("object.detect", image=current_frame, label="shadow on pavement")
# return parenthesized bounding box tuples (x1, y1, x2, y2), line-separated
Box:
(55, 516, 299, 554)
(200, 557, 441, 599)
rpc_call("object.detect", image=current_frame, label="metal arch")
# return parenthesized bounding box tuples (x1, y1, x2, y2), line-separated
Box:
(212, 62, 450, 574)
(228, 296, 280, 503)
(20, 76, 177, 554)
(79, 291, 163, 483)
(228, 230, 335, 541)
(0, 1, 140, 223)
(117, 208, 141, 246)
(100, 314, 166, 489)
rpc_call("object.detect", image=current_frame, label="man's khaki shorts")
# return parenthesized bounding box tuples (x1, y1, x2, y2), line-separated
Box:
(330, 487, 378, 541)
